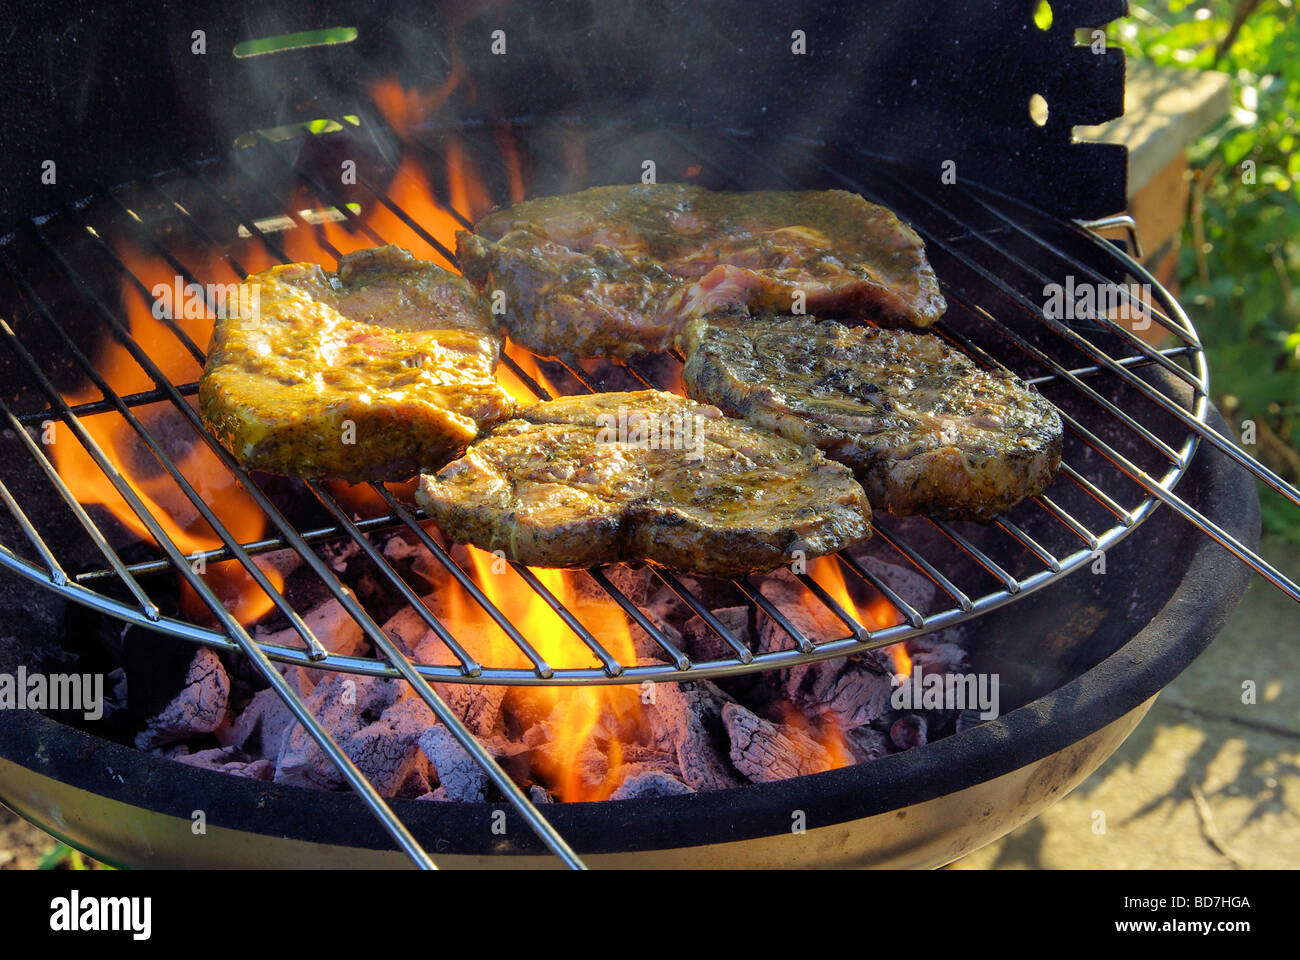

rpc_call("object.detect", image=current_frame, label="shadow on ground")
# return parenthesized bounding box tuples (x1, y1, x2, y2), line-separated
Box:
(951, 535, 1300, 869)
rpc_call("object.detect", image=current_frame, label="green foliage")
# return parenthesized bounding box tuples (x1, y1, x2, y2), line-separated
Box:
(1116, 2, 1300, 541)
(38, 842, 87, 870)
(37, 841, 112, 870)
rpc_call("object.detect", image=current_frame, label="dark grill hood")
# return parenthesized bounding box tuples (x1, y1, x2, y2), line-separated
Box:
(0, 0, 1127, 226)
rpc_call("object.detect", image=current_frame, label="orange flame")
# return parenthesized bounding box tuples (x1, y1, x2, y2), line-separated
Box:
(809, 556, 911, 677)
(370, 72, 466, 141)
(778, 703, 854, 772)
(499, 343, 563, 403)
(446, 547, 643, 801)
(50, 241, 282, 624)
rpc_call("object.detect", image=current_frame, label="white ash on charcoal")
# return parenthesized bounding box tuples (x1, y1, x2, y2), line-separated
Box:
(609, 768, 695, 800)
(274, 672, 397, 790)
(744, 568, 898, 728)
(646, 573, 742, 619)
(418, 723, 533, 802)
(865, 630, 971, 740)
(254, 590, 369, 685)
(755, 569, 850, 654)
(381, 526, 450, 588)
(679, 606, 754, 665)
(251, 546, 305, 586)
(162, 532, 978, 798)
(571, 564, 655, 609)
(627, 618, 684, 664)
(849, 553, 938, 614)
(381, 533, 425, 563)
(906, 632, 969, 675)
(608, 745, 689, 798)
(171, 745, 274, 781)
(381, 602, 507, 737)
(417, 725, 488, 801)
(721, 702, 835, 784)
(343, 692, 436, 797)
(134, 647, 231, 750)
(218, 664, 314, 757)
(845, 726, 891, 763)
(319, 538, 362, 574)
(521, 699, 615, 795)
(644, 678, 744, 791)
(778, 656, 895, 731)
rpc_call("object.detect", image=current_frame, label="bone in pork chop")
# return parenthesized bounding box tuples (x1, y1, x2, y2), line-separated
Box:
(680, 315, 1063, 521)
(415, 390, 872, 576)
(457, 183, 946, 359)
(199, 246, 515, 482)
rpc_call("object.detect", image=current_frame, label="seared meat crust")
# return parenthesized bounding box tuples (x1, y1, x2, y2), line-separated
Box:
(416, 390, 871, 576)
(199, 246, 515, 482)
(457, 184, 945, 359)
(681, 316, 1062, 521)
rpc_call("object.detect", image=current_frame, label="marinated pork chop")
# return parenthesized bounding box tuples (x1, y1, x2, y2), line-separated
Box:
(681, 316, 1062, 521)
(416, 390, 871, 576)
(200, 246, 515, 482)
(457, 184, 945, 359)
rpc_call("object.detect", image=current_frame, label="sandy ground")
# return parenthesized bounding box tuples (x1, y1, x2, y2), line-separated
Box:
(3, 538, 1296, 870)
(951, 535, 1300, 869)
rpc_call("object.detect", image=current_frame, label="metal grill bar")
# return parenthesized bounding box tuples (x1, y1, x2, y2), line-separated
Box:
(871, 522, 973, 612)
(172, 161, 562, 679)
(15, 381, 201, 425)
(203, 154, 601, 684)
(7, 211, 574, 872)
(833, 552, 925, 628)
(935, 292, 1300, 603)
(75, 512, 417, 583)
(0, 391, 159, 616)
(508, 562, 624, 675)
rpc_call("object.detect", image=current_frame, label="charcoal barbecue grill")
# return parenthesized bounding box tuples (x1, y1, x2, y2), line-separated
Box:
(0, 1, 1293, 868)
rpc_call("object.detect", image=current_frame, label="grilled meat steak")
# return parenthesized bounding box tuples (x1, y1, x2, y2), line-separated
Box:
(200, 246, 515, 482)
(457, 184, 945, 359)
(681, 315, 1063, 521)
(416, 390, 871, 576)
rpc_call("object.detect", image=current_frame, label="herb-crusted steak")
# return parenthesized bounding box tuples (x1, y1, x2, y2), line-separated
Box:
(681, 316, 1063, 521)
(457, 184, 945, 359)
(415, 390, 871, 576)
(199, 246, 515, 482)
